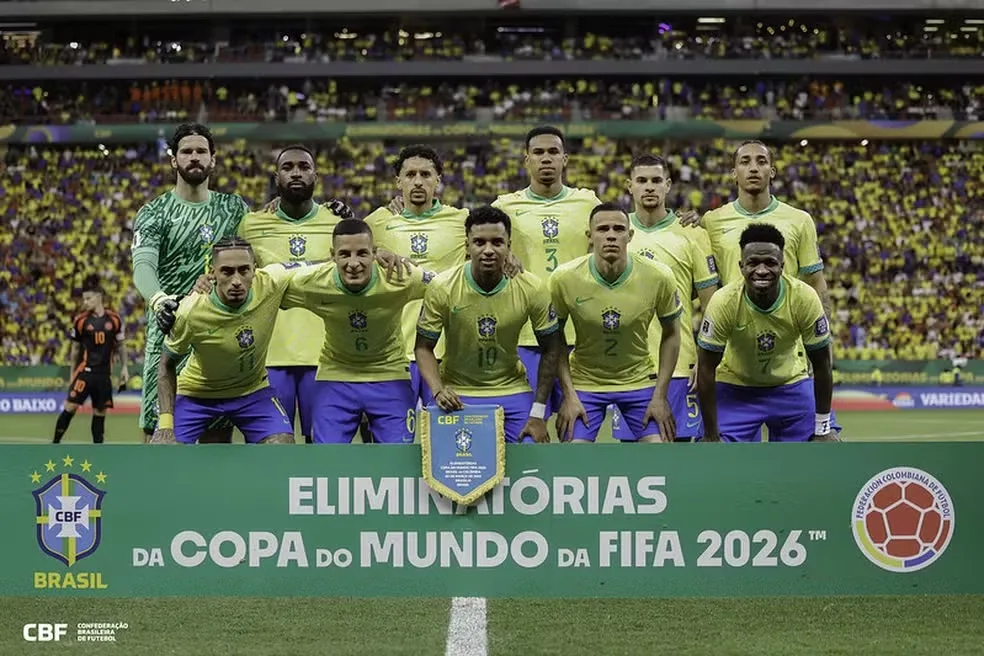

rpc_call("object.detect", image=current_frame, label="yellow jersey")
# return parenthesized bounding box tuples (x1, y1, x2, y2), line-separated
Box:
(237, 203, 343, 367)
(697, 277, 832, 387)
(163, 264, 300, 399)
(628, 211, 720, 379)
(417, 265, 558, 396)
(550, 253, 683, 392)
(492, 186, 600, 347)
(365, 200, 468, 361)
(281, 263, 431, 382)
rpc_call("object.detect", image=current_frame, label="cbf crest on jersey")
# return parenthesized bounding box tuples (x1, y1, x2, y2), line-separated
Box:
(757, 330, 777, 352)
(541, 217, 560, 239)
(288, 234, 307, 257)
(199, 224, 215, 244)
(32, 456, 107, 567)
(410, 233, 429, 255)
(349, 310, 368, 331)
(477, 315, 498, 339)
(602, 307, 622, 332)
(236, 326, 255, 349)
(639, 248, 656, 260)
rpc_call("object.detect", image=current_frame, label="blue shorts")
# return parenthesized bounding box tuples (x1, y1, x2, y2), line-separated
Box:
(571, 386, 662, 442)
(174, 387, 293, 444)
(611, 378, 701, 442)
(717, 379, 815, 442)
(267, 366, 319, 438)
(459, 392, 535, 444)
(517, 346, 564, 417)
(312, 380, 416, 444)
(409, 361, 436, 407)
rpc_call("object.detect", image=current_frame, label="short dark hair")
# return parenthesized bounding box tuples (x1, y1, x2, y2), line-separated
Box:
(212, 235, 254, 261)
(82, 286, 104, 298)
(465, 206, 511, 238)
(525, 125, 565, 151)
(276, 144, 315, 164)
(333, 219, 372, 240)
(739, 223, 785, 252)
(629, 154, 670, 177)
(394, 145, 443, 176)
(170, 122, 215, 155)
(732, 140, 773, 167)
(589, 202, 628, 224)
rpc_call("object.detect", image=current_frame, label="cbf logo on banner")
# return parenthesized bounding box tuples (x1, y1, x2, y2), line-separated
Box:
(419, 404, 505, 505)
(852, 467, 955, 573)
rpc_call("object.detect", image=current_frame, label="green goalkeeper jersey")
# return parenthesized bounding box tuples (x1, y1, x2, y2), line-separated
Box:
(131, 190, 250, 297)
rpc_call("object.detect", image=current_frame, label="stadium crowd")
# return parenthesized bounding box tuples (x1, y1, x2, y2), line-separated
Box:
(2, 17, 983, 65)
(2, 138, 982, 369)
(3, 78, 982, 125)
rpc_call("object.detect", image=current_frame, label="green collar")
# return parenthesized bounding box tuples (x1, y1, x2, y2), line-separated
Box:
(744, 278, 786, 314)
(209, 289, 253, 314)
(733, 195, 779, 217)
(630, 210, 677, 233)
(333, 264, 378, 296)
(465, 263, 508, 296)
(276, 202, 319, 224)
(524, 186, 570, 202)
(589, 254, 633, 289)
(400, 199, 443, 220)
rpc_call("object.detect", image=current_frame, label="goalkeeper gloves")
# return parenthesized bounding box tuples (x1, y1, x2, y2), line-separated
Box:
(321, 198, 355, 219)
(150, 292, 181, 336)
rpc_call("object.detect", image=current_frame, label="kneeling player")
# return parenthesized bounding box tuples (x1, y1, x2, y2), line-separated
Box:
(551, 203, 683, 443)
(696, 223, 836, 442)
(151, 237, 301, 445)
(281, 220, 432, 444)
(415, 206, 562, 443)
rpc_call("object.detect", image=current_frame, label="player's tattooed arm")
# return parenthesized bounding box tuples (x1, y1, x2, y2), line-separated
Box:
(808, 345, 835, 441)
(414, 333, 462, 412)
(554, 323, 588, 442)
(115, 338, 130, 389)
(70, 342, 82, 370)
(801, 271, 833, 320)
(151, 352, 180, 445)
(696, 347, 723, 442)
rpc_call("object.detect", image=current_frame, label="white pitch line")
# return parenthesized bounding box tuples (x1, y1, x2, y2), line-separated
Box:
(445, 596, 488, 656)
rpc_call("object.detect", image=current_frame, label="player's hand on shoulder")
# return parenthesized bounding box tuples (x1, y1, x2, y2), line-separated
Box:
(262, 197, 280, 213)
(191, 274, 214, 295)
(435, 387, 464, 412)
(677, 210, 702, 228)
(377, 249, 413, 282)
(556, 394, 588, 443)
(149, 428, 177, 445)
(154, 295, 182, 336)
(322, 197, 355, 219)
(504, 252, 525, 279)
(387, 196, 406, 215)
(520, 417, 550, 444)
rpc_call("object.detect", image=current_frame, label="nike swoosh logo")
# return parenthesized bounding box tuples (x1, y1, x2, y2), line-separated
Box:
(686, 420, 701, 429)
(207, 327, 220, 335)
(736, 324, 748, 332)
(385, 224, 403, 231)
(516, 210, 529, 216)
(451, 306, 471, 315)
(722, 227, 737, 234)
(575, 297, 592, 305)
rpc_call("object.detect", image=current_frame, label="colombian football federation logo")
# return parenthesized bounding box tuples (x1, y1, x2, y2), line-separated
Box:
(455, 428, 473, 455)
(32, 457, 107, 567)
(602, 307, 621, 332)
(289, 234, 307, 257)
(852, 467, 954, 573)
(199, 224, 215, 244)
(236, 326, 255, 349)
(349, 311, 368, 331)
(756, 331, 776, 352)
(410, 233, 428, 255)
(541, 218, 559, 239)
(477, 315, 497, 339)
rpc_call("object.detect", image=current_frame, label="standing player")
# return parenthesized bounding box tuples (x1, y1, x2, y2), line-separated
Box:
(682, 139, 841, 436)
(415, 206, 562, 443)
(131, 123, 251, 443)
(237, 144, 348, 443)
(152, 237, 303, 445)
(365, 146, 469, 405)
(52, 287, 129, 444)
(492, 126, 601, 417)
(280, 220, 432, 444)
(696, 224, 836, 442)
(551, 203, 683, 443)
(609, 154, 721, 442)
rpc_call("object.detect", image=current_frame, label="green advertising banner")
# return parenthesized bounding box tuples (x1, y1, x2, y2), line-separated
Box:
(2, 120, 983, 145)
(0, 366, 72, 392)
(1, 444, 979, 598)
